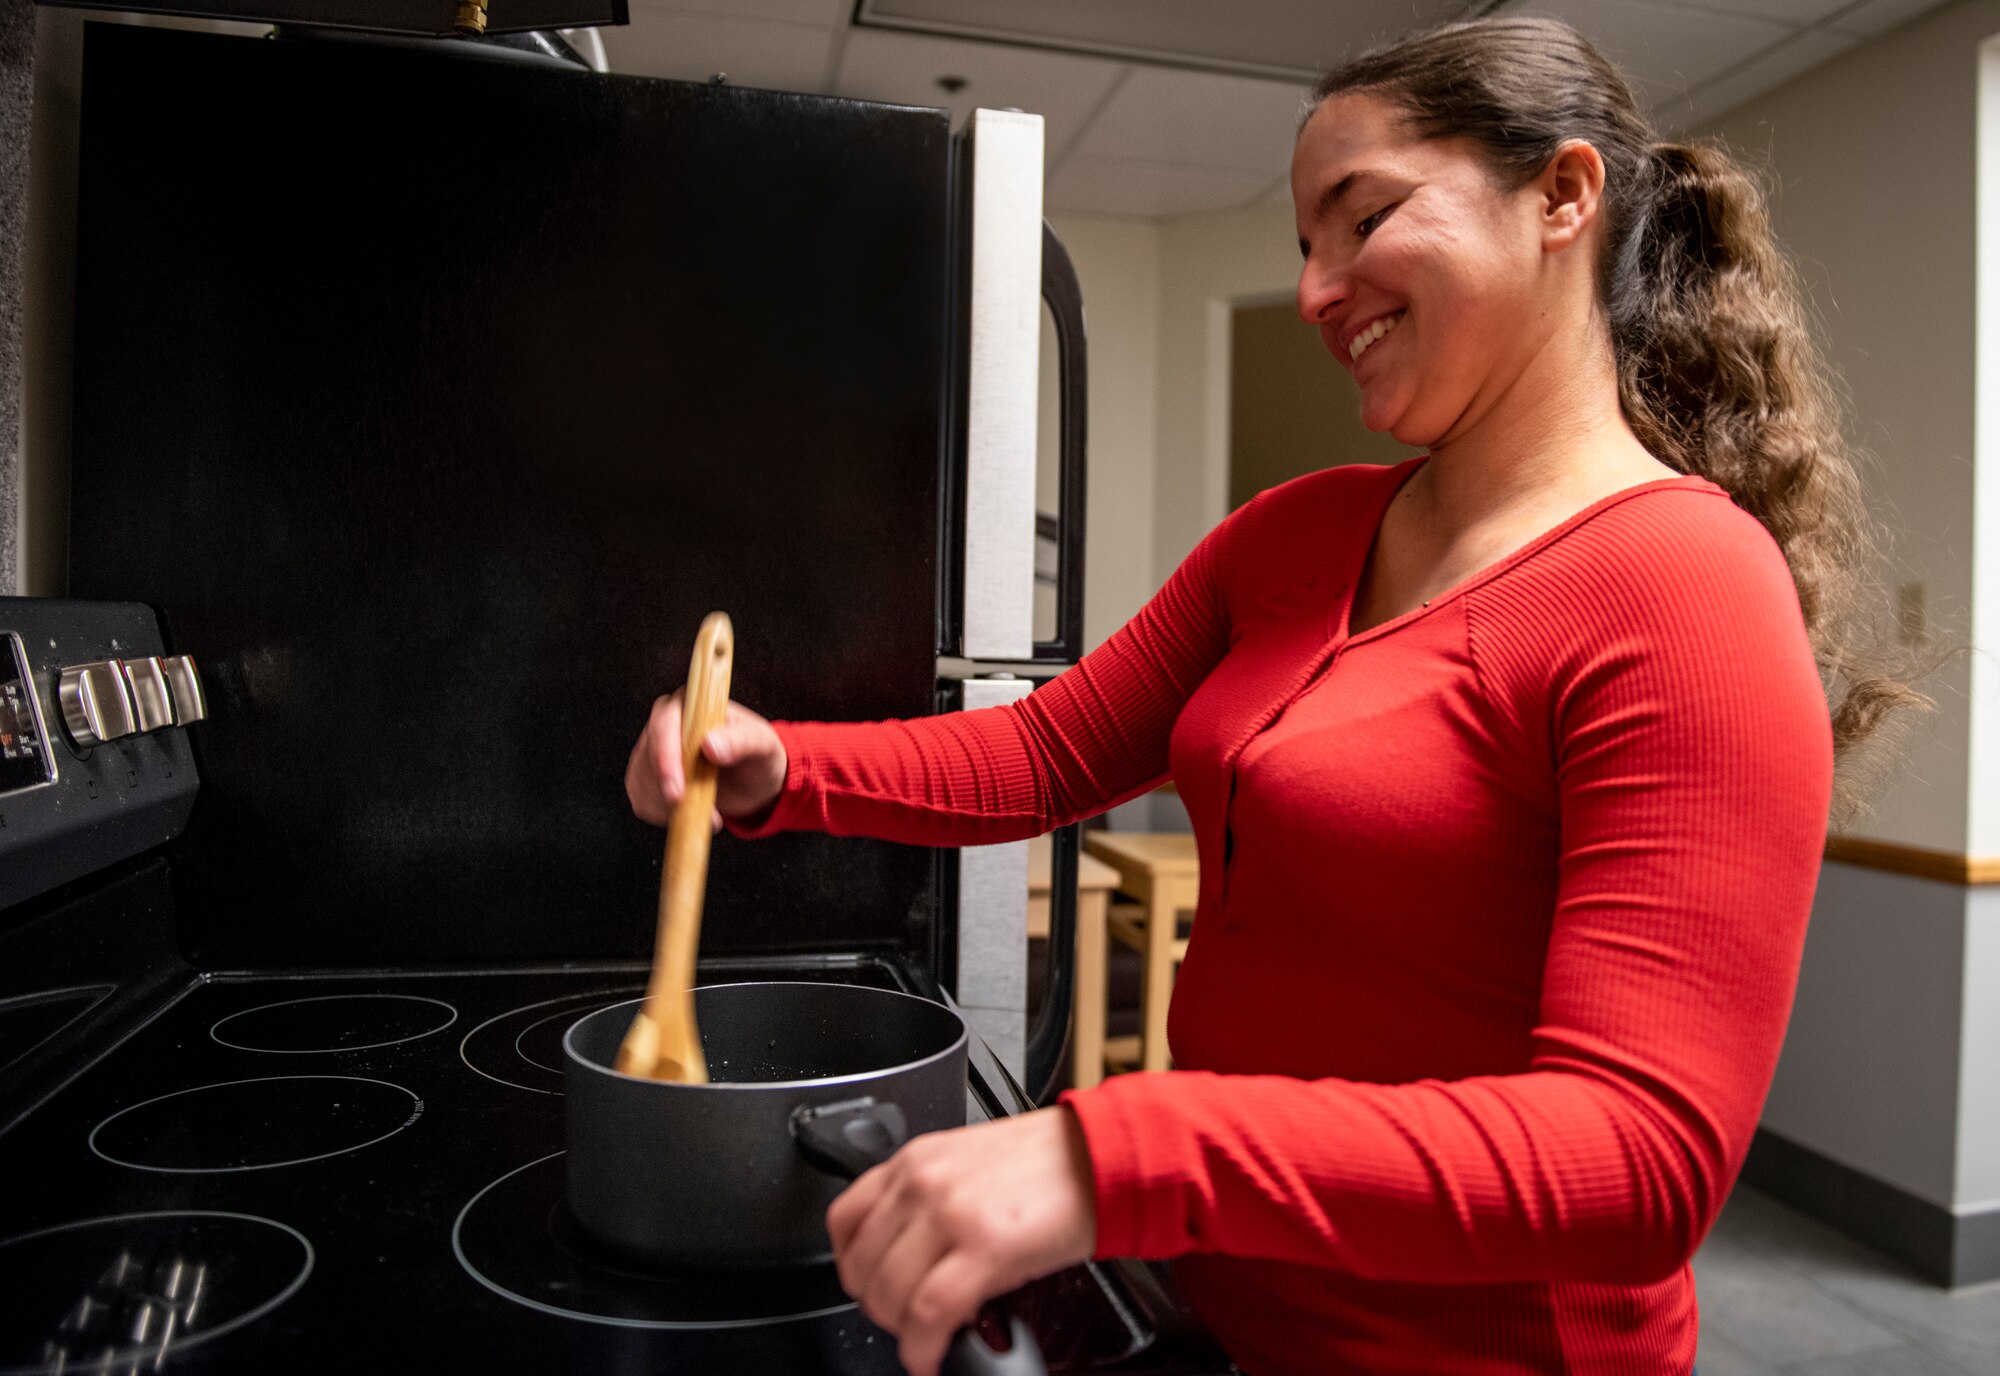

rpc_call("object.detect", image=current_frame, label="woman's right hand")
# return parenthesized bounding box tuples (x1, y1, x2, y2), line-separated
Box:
(624, 689, 789, 829)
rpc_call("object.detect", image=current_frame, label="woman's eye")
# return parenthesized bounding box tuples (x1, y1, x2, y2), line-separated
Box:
(1356, 206, 1392, 238)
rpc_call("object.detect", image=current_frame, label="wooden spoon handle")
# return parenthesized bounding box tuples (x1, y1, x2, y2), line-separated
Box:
(636, 612, 733, 1078)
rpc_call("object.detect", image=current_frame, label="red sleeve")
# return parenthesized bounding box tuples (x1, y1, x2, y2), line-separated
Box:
(726, 503, 1239, 845)
(1060, 504, 1833, 1284)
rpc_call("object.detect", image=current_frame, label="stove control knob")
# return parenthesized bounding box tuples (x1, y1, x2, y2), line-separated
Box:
(160, 654, 207, 725)
(120, 657, 174, 732)
(58, 660, 138, 748)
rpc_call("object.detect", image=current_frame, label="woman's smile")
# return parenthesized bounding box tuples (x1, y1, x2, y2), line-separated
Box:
(1347, 309, 1406, 365)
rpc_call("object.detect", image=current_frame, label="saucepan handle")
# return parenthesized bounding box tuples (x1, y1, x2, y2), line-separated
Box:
(946, 1317, 1044, 1376)
(791, 1100, 1050, 1376)
(791, 1096, 909, 1178)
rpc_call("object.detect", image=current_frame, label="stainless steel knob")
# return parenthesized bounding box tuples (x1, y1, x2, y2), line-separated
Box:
(59, 661, 138, 747)
(160, 655, 206, 724)
(120, 657, 174, 732)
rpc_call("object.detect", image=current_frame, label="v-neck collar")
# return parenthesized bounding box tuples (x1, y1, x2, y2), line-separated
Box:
(1330, 456, 1726, 647)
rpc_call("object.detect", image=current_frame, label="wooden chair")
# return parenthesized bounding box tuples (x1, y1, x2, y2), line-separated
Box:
(1026, 834, 1124, 1089)
(1080, 832, 1198, 1073)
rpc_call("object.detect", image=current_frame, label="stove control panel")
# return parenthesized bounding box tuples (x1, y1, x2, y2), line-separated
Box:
(0, 598, 199, 912)
(56, 655, 208, 749)
(0, 633, 57, 798)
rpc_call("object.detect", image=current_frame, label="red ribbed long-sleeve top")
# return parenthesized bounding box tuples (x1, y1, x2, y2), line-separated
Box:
(734, 457, 1834, 1374)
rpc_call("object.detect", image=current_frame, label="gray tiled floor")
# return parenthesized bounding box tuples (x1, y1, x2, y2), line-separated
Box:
(1694, 1185, 2000, 1375)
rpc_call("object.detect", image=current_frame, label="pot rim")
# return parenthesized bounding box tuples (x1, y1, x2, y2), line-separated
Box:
(561, 982, 969, 1092)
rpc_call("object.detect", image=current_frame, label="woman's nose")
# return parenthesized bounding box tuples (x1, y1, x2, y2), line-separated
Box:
(1297, 259, 1346, 327)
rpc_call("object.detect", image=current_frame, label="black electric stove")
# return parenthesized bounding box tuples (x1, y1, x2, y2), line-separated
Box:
(0, 958, 1224, 1375)
(0, 601, 1231, 1375)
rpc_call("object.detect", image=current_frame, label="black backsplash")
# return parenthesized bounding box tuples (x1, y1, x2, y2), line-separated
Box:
(68, 25, 948, 969)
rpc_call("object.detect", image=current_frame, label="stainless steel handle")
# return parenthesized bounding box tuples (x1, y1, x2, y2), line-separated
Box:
(59, 661, 139, 747)
(120, 657, 174, 732)
(160, 655, 207, 724)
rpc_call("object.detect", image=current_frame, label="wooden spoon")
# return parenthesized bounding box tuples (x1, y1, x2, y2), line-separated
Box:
(616, 611, 734, 1083)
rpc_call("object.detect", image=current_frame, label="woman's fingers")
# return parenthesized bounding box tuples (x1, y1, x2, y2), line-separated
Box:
(703, 703, 788, 819)
(650, 691, 685, 801)
(896, 1251, 990, 1376)
(856, 1208, 951, 1338)
(626, 689, 788, 826)
(828, 1162, 897, 1297)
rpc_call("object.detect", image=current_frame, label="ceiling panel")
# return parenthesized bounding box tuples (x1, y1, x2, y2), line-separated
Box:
(626, 0, 849, 25)
(601, 8, 835, 92)
(833, 26, 1126, 152)
(1071, 67, 1311, 174)
(1045, 155, 1275, 219)
(1665, 24, 1859, 129)
(1503, 0, 1795, 110)
(600, 0, 1948, 223)
(1642, 0, 1852, 22)
(1824, 0, 1952, 35)
(857, 0, 1472, 80)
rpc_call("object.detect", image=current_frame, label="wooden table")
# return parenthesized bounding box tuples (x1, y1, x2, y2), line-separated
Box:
(1080, 832, 1199, 1073)
(1027, 835, 1122, 1089)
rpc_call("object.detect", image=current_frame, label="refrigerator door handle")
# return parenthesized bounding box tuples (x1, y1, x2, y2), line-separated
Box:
(1033, 225, 1088, 666)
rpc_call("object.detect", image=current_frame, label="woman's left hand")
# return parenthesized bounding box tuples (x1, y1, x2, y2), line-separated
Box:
(826, 1106, 1098, 1376)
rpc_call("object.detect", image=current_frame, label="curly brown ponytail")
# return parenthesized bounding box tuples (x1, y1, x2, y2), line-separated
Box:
(1309, 17, 1928, 818)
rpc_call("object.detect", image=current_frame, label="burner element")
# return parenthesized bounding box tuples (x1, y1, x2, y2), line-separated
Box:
(89, 1076, 422, 1174)
(453, 1154, 858, 1329)
(0, 1211, 312, 1376)
(459, 987, 640, 1094)
(210, 994, 458, 1053)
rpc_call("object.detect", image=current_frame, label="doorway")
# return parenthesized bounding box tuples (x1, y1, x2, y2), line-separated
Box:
(1228, 299, 1418, 510)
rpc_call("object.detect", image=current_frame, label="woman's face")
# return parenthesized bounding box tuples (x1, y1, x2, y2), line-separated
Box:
(1292, 92, 1561, 447)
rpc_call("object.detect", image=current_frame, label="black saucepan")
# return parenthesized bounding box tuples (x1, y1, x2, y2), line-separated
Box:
(564, 981, 1045, 1375)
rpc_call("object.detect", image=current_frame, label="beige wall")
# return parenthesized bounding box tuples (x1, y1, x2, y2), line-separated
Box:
(1228, 298, 1418, 510)
(1042, 214, 1162, 651)
(1700, 1, 1995, 856)
(1691, 0, 2000, 1219)
(1149, 201, 1306, 588)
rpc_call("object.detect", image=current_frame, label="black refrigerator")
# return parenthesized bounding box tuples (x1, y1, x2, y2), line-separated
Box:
(0, 20, 1232, 1376)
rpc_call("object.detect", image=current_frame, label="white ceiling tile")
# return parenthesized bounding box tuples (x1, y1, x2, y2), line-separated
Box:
(1824, 0, 1952, 36)
(628, 0, 849, 26)
(1506, 0, 1796, 112)
(1045, 155, 1276, 219)
(1072, 66, 1311, 176)
(601, 10, 836, 93)
(1660, 24, 1859, 130)
(833, 28, 1126, 155)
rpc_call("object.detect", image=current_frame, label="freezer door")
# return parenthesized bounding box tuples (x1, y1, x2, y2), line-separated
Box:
(959, 108, 1046, 663)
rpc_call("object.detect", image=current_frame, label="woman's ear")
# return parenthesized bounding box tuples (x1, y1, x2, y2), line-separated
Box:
(1538, 139, 1606, 253)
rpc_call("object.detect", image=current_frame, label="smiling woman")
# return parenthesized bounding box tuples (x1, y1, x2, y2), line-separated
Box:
(626, 15, 1927, 1376)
